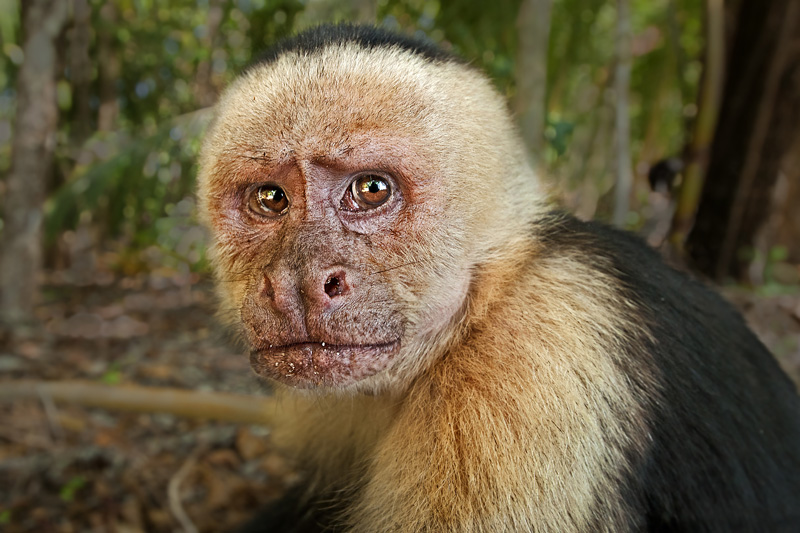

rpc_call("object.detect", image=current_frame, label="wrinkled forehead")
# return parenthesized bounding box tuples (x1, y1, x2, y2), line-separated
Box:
(211, 45, 448, 158)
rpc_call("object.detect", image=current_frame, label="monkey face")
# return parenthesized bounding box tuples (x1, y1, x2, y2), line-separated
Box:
(203, 141, 464, 390)
(198, 45, 539, 391)
(234, 160, 411, 389)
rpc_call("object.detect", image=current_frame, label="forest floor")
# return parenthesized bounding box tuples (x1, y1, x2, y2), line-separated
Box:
(0, 268, 293, 532)
(1, 265, 800, 532)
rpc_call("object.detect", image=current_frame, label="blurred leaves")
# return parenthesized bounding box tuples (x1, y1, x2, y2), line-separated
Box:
(59, 476, 87, 502)
(380, 0, 704, 221)
(46, 109, 211, 271)
(2, 0, 303, 275)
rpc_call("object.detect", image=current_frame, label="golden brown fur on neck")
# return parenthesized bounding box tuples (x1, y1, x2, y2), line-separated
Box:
(268, 235, 654, 532)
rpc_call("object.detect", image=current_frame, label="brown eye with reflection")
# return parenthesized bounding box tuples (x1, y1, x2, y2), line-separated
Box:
(249, 184, 289, 216)
(349, 174, 392, 210)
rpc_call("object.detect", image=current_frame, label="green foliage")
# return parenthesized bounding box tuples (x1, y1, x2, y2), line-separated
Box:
(381, 0, 520, 89)
(545, 118, 576, 157)
(59, 476, 87, 503)
(102, 0, 301, 129)
(542, 0, 704, 219)
(378, 0, 704, 219)
(37, 0, 303, 272)
(101, 364, 122, 385)
(0, 0, 18, 187)
(46, 110, 211, 269)
(769, 246, 790, 264)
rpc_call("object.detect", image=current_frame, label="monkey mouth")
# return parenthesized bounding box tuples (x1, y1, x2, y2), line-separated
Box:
(249, 340, 401, 388)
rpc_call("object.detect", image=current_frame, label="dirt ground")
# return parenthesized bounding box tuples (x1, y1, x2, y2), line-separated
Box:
(1, 268, 799, 532)
(0, 270, 294, 532)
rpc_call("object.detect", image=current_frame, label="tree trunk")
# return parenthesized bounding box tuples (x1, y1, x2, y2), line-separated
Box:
(0, 0, 69, 333)
(686, 0, 800, 280)
(514, 0, 552, 162)
(612, 0, 632, 227)
(771, 132, 800, 263)
(69, 0, 92, 144)
(750, 117, 800, 284)
(194, 0, 224, 108)
(669, 0, 725, 246)
(97, 2, 120, 132)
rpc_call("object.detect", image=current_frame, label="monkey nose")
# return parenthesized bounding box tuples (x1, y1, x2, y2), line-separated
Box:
(259, 269, 349, 315)
(258, 272, 301, 316)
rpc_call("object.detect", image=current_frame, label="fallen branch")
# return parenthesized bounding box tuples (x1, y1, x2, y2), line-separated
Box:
(0, 381, 276, 426)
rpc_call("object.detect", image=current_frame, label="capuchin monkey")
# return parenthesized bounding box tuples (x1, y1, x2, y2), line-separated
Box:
(198, 24, 800, 532)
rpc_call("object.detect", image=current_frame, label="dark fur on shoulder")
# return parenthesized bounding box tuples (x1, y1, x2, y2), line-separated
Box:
(538, 213, 800, 530)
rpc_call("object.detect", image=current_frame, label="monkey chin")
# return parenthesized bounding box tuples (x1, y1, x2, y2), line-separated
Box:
(249, 340, 402, 389)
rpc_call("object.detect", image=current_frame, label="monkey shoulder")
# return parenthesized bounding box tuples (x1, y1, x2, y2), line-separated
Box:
(522, 212, 800, 530)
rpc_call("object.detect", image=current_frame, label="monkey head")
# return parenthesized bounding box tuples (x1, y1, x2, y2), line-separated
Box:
(198, 26, 542, 393)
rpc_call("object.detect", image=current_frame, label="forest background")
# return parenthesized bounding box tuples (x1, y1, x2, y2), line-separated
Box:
(0, 0, 799, 531)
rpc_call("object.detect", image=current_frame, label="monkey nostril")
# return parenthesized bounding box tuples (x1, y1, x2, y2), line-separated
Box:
(324, 272, 348, 298)
(261, 275, 275, 299)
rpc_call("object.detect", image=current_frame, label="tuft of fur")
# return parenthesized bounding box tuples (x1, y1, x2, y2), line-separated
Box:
(200, 25, 800, 532)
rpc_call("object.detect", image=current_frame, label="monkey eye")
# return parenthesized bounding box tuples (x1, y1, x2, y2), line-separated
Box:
(249, 184, 289, 216)
(343, 174, 392, 211)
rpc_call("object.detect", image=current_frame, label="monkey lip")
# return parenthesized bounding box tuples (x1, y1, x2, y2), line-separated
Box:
(249, 340, 401, 388)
